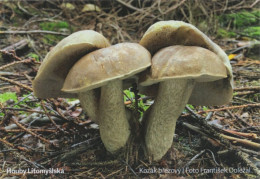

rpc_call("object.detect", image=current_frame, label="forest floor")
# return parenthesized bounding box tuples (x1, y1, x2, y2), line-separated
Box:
(0, 1, 259, 178)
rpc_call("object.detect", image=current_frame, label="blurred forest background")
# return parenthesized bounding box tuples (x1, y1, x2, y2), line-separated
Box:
(0, 0, 259, 178)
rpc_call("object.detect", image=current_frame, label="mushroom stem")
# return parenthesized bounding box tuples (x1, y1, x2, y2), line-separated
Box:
(99, 80, 130, 153)
(78, 90, 99, 122)
(144, 79, 195, 160)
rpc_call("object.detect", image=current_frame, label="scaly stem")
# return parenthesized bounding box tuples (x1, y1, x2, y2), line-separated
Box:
(144, 79, 195, 161)
(78, 90, 99, 123)
(99, 80, 130, 153)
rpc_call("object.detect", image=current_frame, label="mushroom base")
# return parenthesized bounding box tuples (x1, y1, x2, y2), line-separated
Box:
(99, 80, 131, 153)
(144, 79, 195, 161)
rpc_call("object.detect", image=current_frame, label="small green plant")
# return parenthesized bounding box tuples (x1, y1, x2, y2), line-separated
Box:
(124, 89, 150, 118)
(0, 92, 18, 117)
(186, 104, 194, 110)
(39, 21, 69, 31)
(202, 106, 209, 111)
(138, 98, 150, 113)
(27, 53, 39, 61)
(0, 92, 18, 103)
(124, 89, 135, 102)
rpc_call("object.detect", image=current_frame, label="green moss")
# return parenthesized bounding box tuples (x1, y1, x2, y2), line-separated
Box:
(0, 92, 18, 103)
(39, 21, 70, 45)
(39, 21, 69, 31)
(217, 28, 236, 38)
(243, 26, 260, 38)
(0, 92, 18, 116)
(219, 10, 260, 29)
(42, 34, 64, 45)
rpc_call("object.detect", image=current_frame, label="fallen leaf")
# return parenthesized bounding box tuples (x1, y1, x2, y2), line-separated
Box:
(82, 4, 101, 12)
(228, 54, 237, 60)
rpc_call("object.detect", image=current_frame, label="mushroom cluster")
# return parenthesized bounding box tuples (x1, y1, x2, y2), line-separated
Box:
(33, 21, 233, 160)
(33, 30, 151, 154)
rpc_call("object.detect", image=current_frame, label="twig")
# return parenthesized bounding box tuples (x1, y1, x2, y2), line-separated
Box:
(2, 128, 56, 133)
(219, 134, 260, 150)
(0, 59, 34, 71)
(3, 107, 60, 117)
(182, 122, 224, 148)
(235, 151, 260, 176)
(27, 35, 43, 60)
(69, 160, 119, 167)
(218, 150, 260, 176)
(197, 103, 260, 114)
(235, 91, 257, 96)
(164, 0, 186, 14)
(182, 122, 208, 137)
(0, 76, 33, 91)
(0, 50, 22, 61)
(240, 148, 260, 156)
(105, 168, 124, 178)
(205, 149, 220, 166)
(0, 30, 69, 36)
(183, 150, 206, 168)
(116, 0, 162, 20)
(205, 112, 213, 121)
(41, 100, 60, 131)
(2, 39, 29, 51)
(223, 129, 258, 139)
(11, 116, 51, 144)
(0, 50, 41, 64)
(234, 115, 252, 127)
(46, 99, 73, 123)
(185, 106, 233, 148)
(228, 44, 252, 54)
(4, 113, 62, 130)
(120, 159, 139, 178)
(233, 97, 257, 104)
(0, 138, 27, 151)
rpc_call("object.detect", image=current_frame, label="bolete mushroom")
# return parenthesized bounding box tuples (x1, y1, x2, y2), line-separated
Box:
(33, 30, 110, 122)
(139, 21, 233, 104)
(62, 43, 151, 153)
(140, 45, 230, 160)
(139, 21, 233, 161)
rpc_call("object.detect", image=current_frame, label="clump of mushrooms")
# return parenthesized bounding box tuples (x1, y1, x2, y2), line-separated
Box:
(33, 31, 151, 154)
(33, 30, 110, 123)
(139, 21, 233, 161)
(62, 43, 151, 153)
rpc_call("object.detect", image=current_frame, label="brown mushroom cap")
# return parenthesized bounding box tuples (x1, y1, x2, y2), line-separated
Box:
(140, 45, 232, 105)
(139, 20, 233, 105)
(62, 43, 151, 93)
(33, 30, 110, 98)
(140, 45, 227, 85)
